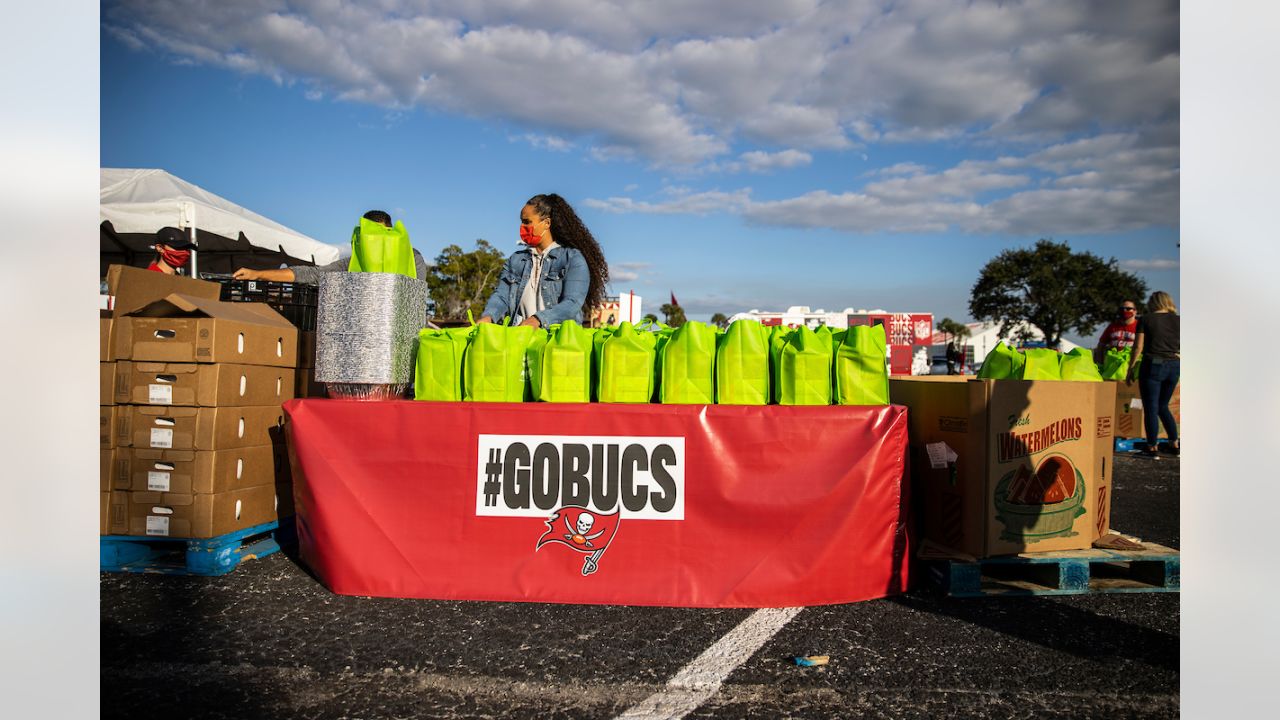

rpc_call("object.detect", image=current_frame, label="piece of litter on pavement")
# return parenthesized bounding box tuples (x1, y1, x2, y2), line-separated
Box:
(792, 655, 830, 667)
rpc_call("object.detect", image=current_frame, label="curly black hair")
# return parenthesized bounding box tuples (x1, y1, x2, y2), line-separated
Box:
(525, 193, 609, 316)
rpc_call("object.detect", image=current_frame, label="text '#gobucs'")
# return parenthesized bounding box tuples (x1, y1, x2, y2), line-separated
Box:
(474, 434, 684, 520)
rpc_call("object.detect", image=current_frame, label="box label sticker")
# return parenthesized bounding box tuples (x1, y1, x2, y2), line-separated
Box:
(147, 471, 171, 492)
(145, 516, 170, 536)
(925, 441, 958, 469)
(1129, 398, 1144, 411)
(150, 428, 174, 449)
(148, 384, 173, 405)
(938, 416, 968, 433)
(1095, 415, 1113, 438)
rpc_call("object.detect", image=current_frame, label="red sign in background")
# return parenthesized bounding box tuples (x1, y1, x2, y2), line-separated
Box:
(284, 400, 911, 608)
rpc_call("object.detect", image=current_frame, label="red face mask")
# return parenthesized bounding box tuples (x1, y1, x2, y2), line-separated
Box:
(159, 246, 191, 269)
(519, 224, 542, 246)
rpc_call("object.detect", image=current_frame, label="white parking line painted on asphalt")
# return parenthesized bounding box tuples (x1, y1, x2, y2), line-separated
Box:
(614, 607, 803, 720)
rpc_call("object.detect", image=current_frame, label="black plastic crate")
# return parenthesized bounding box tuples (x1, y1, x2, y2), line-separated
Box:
(203, 276, 319, 330)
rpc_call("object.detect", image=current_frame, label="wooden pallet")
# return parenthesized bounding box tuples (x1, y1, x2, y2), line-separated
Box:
(100, 520, 285, 576)
(1114, 437, 1178, 453)
(926, 542, 1180, 598)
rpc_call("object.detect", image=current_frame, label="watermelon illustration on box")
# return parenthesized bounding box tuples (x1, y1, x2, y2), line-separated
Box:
(889, 376, 1117, 557)
(994, 454, 1086, 541)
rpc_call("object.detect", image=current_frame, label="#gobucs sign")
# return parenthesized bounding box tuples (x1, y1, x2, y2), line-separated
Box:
(475, 434, 684, 576)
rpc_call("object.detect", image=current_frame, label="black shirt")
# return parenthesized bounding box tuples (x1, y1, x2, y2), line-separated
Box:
(1138, 313, 1180, 359)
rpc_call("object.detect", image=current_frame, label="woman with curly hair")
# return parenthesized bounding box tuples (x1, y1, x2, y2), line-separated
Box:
(479, 193, 609, 328)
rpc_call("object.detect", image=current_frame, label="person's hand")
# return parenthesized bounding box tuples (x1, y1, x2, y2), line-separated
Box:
(232, 268, 258, 280)
(477, 315, 494, 324)
(520, 316, 542, 329)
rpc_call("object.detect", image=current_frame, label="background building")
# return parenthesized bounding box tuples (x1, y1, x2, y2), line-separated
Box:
(589, 292, 643, 327)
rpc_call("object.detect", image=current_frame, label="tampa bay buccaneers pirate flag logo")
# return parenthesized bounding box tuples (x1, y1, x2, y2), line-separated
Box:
(536, 506, 621, 576)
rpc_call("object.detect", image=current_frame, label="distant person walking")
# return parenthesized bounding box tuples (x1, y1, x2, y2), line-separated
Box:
(946, 341, 962, 375)
(1128, 291, 1179, 458)
(1094, 299, 1140, 365)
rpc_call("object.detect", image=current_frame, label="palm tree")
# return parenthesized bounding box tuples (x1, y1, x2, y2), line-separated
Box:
(710, 312, 729, 330)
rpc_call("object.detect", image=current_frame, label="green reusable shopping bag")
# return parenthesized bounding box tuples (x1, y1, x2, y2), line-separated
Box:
(833, 324, 889, 405)
(977, 342, 1025, 380)
(658, 321, 717, 404)
(777, 325, 833, 405)
(590, 325, 618, 401)
(463, 320, 538, 402)
(1019, 348, 1062, 380)
(348, 217, 417, 277)
(715, 319, 770, 405)
(597, 321, 656, 403)
(414, 325, 475, 401)
(533, 320, 594, 403)
(768, 325, 793, 403)
(525, 329, 551, 402)
(1099, 347, 1132, 381)
(1059, 347, 1104, 382)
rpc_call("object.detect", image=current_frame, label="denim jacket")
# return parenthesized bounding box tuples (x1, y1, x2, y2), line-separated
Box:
(481, 245, 589, 327)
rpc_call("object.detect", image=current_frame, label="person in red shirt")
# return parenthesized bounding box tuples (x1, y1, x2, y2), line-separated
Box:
(146, 226, 195, 275)
(1093, 299, 1138, 365)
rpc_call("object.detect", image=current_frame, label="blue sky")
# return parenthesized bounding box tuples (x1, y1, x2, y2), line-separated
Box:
(100, 0, 1179, 343)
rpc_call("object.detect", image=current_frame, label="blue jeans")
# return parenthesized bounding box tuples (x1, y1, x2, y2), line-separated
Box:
(1138, 357, 1180, 446)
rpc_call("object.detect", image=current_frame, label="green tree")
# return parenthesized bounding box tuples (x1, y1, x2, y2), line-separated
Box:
(424, 239, 506, 321)
(710, 312, 729, 330)
(641, 313, 659, 325)
(660, 303, 687, 327)
(935, 317, 971, 345)
(969, 239, 1147, 348)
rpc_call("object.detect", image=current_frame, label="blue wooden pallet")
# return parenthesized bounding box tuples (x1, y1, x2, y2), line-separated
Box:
(101, 520, 284, 576)
(1114, 437, 1178, 453)
(927, 542, 1180, 598)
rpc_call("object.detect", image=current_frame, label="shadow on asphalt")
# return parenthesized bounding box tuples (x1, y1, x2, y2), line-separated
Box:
(887, 592, 1178, 673)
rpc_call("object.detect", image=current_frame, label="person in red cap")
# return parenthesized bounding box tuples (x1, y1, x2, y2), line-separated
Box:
(147, 226, 196, 275)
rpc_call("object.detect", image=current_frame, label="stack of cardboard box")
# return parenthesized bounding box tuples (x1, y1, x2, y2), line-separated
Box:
(100, 265, 298, 538)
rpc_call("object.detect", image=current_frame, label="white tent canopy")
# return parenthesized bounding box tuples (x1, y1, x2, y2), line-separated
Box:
(100, 168, 340, 265)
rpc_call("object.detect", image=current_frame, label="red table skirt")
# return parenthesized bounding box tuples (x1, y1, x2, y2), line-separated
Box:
(284, 399, 911, 608)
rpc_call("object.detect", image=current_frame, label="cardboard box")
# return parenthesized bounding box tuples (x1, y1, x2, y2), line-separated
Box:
(1113, 380, 1181, 440)
(113, 361, 296, 407)
(106, 263, 221, 319)
(124, 484, 289, 538)
(101, 448, 114, 491)
(889, 376, 1116, 557)
(104, 491, 129, 535)
(295, 365, 327, 398)
(100, 312, 115, 361)
(299, 331, 316, 368)
(117, 445, 283, 494)
(100, 406, 125, 448)
(123, 294, 298, 367)
(121, 404, 285, 451)
(100, 362, 119, 405)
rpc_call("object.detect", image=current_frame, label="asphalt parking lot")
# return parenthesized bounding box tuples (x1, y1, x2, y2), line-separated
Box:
(101, 452, 1178, 719)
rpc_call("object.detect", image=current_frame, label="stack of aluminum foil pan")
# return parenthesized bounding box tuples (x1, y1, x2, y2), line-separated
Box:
(315, 272, 430, 399)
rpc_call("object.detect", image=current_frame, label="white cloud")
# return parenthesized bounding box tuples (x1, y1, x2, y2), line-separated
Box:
(712, 149, 813, 174)
(106, 0, 1178, 165)
(586, 189, 750, 215)
(609, 261, 652, 282)
(512, 133, 574, 152)
(591, 127, 1177, 235)
(1120, 258, 1180, 271)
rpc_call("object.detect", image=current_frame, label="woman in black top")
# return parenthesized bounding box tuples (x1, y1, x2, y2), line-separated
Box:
(1128, 291, 1180, 458)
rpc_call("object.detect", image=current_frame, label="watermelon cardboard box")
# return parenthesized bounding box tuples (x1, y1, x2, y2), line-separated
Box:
(889, 376, 1117, 557)
(1113, 379, 1180, 441)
